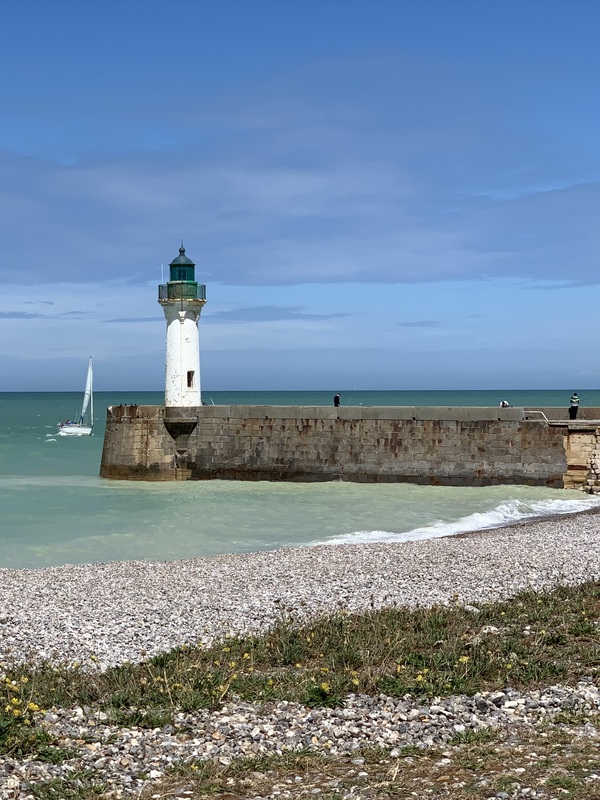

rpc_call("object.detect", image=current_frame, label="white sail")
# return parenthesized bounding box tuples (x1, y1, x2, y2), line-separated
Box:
(57, 356, 94, 436)
(80, 357, 93, 423)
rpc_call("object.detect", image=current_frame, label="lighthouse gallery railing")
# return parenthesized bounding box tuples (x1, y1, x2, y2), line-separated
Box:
(158, 283, 206, 301)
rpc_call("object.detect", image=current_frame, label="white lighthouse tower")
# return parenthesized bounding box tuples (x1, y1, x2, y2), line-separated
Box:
(158, 244, 207, 408)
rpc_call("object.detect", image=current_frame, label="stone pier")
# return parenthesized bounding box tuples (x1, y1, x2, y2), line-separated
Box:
(99, 405, 600, 490)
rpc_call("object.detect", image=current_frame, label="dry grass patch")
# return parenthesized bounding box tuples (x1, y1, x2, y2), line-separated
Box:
(145, 723, 600, 799)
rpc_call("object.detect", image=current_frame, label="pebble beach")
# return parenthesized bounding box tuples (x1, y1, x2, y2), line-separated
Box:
(2, 509, 600, 798)
(1, 508, 600, 670)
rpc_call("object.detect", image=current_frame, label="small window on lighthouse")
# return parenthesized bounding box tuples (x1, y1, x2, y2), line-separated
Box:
(187, 370, 195, 388)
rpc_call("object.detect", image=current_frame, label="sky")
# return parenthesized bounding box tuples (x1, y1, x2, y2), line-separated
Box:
(1, 0, 600, 391)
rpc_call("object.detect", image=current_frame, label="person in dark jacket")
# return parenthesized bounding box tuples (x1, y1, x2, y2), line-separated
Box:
(333, 393, 340, 408)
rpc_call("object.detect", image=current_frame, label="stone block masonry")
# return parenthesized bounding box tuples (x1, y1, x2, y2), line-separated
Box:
(99, 405, 600, 490)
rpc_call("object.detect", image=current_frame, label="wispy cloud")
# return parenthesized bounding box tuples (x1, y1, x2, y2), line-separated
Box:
(0, 311, 46, 319)
(206, 306, 348, 323)
(104, 316, 163, 324)
(397, 320, 440, 328)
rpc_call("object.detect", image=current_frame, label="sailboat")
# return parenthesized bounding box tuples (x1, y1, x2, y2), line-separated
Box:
(57, 357, 94, 436)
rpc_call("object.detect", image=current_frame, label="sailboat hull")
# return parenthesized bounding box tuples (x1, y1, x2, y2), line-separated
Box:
(57, 425, 93, 436)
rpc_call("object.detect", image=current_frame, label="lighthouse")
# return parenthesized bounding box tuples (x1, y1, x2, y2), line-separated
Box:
(158, 245, 207, 407)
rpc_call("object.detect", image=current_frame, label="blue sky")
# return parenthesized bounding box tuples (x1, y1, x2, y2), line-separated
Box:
(1, 0, 599, 391)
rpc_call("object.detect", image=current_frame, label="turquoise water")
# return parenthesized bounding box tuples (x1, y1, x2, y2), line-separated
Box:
(1, 390, 599, 569)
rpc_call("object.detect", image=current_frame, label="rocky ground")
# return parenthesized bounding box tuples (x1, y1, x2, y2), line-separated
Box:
(3, 683, 600, 798)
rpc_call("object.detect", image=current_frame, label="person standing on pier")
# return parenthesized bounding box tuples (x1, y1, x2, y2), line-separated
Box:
(333, 393, 340, 408)
(569, 392, 580, 420)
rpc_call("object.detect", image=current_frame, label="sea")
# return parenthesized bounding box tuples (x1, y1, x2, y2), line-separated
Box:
(1, 389, 600, 571)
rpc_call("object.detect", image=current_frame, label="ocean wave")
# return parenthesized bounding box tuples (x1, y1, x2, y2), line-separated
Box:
(324, 495, 600, 546)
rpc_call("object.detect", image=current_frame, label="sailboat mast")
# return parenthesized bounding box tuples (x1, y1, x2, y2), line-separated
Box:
(90, 358, 94, 428)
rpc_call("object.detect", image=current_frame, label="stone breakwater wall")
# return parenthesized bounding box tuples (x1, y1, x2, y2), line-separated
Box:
(99, 405, 600, 489)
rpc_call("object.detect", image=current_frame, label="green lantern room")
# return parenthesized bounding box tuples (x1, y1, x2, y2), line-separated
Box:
(158, 245, 206, 302)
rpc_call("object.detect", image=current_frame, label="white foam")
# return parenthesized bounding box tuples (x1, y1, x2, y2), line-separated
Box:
(324, 495, 600, 546)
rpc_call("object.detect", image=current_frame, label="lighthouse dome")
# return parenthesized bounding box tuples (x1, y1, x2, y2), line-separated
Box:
(169, 245, 195, 268)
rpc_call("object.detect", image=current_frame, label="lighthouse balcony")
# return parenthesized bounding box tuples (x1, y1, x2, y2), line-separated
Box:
(158, 282, 206, 301)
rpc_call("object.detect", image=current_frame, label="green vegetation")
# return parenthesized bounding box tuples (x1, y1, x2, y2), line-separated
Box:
(30, 770, 108, 799)
(2, 581, 600, 797)
(6, 580, 600, 723)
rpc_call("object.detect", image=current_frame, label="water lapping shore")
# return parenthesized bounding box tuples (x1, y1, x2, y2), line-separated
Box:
(1, 508, 600, 669)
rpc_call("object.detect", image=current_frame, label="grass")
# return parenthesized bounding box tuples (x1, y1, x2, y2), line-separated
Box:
(7, 579, 600, 722)
(143, 727, 600, 799)
(30, 770, 108, 799)
(3, 580, 600, 796)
